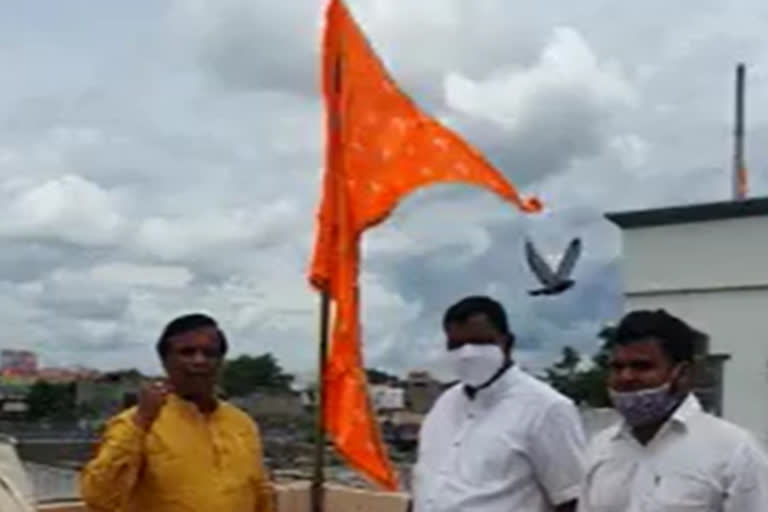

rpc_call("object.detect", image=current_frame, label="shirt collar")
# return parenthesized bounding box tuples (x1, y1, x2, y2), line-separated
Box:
(168, 393, 221, 419)
(610, 392, 701, 440)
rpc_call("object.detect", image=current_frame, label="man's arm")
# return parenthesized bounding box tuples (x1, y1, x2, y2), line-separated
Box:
(528, 399, 587, 510)
(79, 413, 146, 511)
(723, 436, 768, 512)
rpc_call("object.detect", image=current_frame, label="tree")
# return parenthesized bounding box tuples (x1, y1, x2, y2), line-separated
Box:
(553, 346, 581, 377)
(26, 381, 77, 421)
(220, 354, 294, 398)
(541, 339, 612, 408)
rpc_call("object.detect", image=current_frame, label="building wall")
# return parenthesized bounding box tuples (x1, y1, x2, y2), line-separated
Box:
(620, 219, 768, 444)
(404, 372, 443, 414)
(622, 216, 768, 292)
(231, 390, 304, 419)
(75, 373, 142, 419)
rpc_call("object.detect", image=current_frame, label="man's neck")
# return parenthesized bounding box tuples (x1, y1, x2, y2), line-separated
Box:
(180, 393, 218, 414)
(632, 422, 664, 445)
(631, 394, 686, 445)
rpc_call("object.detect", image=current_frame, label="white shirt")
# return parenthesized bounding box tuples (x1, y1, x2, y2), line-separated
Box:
(579, 394, 768, 512)
(412, 365, 586, 512)
(0, 437, 35, 512)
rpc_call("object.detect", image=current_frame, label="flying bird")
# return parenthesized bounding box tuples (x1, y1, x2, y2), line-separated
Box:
(525, 237, 582, 296)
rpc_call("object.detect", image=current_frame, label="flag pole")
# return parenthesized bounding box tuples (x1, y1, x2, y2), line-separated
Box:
(312, 291, 330, 512)
(313, 5, 343, 509)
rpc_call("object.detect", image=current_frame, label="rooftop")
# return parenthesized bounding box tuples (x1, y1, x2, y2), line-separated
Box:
(606, 196, 768, 229)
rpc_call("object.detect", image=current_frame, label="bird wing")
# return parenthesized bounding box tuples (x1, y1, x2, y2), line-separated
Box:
(525, 239, 557, 286)
(555, 237, 582, 279)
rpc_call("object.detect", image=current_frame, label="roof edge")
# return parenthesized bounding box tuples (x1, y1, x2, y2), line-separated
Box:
(606, 197, 768, 229)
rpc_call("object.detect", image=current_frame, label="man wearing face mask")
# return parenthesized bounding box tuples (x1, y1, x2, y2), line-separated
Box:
(411, 296, 586, 512)
(579, 309, 768, 511)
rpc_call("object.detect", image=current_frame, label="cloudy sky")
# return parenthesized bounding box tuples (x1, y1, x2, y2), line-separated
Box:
(1, 0, 767, 380)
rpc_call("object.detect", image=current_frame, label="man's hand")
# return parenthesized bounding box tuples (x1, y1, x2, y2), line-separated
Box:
(133, 380, 171, 431)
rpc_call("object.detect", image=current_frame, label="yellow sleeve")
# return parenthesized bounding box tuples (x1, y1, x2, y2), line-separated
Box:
(252, 422, 275, 512)
(79, 412, 145, 511)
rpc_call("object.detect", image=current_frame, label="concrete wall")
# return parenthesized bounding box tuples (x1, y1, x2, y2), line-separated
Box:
(231, 391, 305, 418)
(38, 483, 410, 512)
(622, 216, 768, 292)
(619, 218, 768, 444)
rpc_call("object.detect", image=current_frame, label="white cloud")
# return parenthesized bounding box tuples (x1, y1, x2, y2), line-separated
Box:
(444, 27, 637, 130)
(90, 263, 194, 289)
(135, 199, 301, 261)
(0, 174, 124, 246)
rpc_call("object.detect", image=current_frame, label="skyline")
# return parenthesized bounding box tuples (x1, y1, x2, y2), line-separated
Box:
(0, 1, 766, 377)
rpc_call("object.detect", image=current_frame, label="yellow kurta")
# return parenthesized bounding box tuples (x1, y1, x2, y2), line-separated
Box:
(80, 395, 274, 512)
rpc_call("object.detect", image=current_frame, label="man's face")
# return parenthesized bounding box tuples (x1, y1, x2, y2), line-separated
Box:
(162, 326, 223, 400)
(445, 313, 508, 355)
(607, 338, 684, 393)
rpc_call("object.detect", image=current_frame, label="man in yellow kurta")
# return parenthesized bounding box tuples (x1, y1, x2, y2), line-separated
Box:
(80, 313, 274, 512)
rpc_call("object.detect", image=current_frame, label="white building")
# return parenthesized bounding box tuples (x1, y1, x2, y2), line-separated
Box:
(607, 198, 768, 444)
(370, 385, 405, 412)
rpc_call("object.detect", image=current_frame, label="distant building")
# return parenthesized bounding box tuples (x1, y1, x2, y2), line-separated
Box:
(0, 350, 37, 378)
(404, 371, 444, 414)
(231, 388, 304, 419)
(370, 385, 405, 413)
(38, 367, 100, 383)
(607, 198, 768, 444)
(75, 370, 143, 419)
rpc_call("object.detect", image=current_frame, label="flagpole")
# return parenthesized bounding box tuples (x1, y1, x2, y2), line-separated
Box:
(313, 4, 344, 509)
(312, 291, 330, 512)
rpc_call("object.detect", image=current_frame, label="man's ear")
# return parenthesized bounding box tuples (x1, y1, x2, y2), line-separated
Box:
(672, 361, 692, 391)
(504, 333, 516, 355)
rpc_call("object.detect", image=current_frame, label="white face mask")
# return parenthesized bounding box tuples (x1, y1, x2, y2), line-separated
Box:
(449, 344, 505, 387)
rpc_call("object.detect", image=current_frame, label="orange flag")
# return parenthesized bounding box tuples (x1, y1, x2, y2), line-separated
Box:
(309, 0, 542, 490)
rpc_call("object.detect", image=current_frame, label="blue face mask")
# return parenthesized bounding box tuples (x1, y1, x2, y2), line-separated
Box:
(609, 381, 680, 427)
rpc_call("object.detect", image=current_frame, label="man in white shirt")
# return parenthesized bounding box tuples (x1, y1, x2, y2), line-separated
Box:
(579, 309, 768, 511)
(412, 296, 586, 512)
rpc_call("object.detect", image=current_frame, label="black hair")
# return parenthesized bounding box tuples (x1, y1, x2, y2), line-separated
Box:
(156, 313, 228, 360)
(610, 309, 706, 364)
(443, 296, 515, 343)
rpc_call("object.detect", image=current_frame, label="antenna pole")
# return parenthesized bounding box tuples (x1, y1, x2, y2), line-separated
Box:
(733, 63, 747, 200)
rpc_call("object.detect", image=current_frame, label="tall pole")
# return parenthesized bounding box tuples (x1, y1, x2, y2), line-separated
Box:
(733, 63, 747, 200)
(312, 291, 330, 512)
(312, 13, 344, 511)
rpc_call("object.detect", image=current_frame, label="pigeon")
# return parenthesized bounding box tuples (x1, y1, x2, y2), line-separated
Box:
(525, 237, 582, 296)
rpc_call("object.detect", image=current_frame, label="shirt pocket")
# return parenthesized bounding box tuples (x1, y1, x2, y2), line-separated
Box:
(225, 427, 267, 496)
(653, 472, 721, 510)
(455, 433, 517, 487)
(583, 457, 634, 512)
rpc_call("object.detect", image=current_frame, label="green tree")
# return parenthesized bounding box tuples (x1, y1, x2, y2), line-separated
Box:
(542, 334, 613, 408)
(220, 354, 294, 397)
(553, 346, 581, 377)
(26, 381, 77, 421)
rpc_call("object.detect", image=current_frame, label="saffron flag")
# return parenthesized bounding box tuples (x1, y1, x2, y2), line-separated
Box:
(309, 0, 542, 489)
